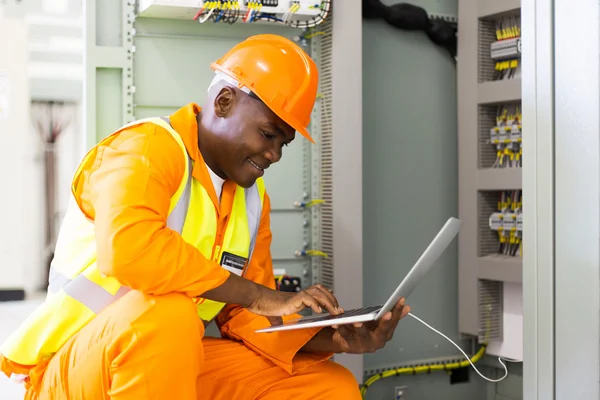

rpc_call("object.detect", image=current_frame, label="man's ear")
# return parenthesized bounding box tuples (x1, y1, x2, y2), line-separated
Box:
(214, 86, 236, 118)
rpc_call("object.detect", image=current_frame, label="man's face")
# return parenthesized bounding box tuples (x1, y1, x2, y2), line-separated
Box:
(215, 88, 296, 188)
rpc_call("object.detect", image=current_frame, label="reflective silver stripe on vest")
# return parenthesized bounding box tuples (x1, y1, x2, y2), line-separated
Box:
(162, 118, 193, 234)
(245, 184, 262, 263)
(62, 275, 131, 313)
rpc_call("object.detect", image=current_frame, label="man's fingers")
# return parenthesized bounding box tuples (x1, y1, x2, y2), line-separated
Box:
(375, 298, 407, 336)
(313, 285, 340, 310)
(299, 294, 323, 314)
(306, 285, 341, 315)
(400, 305, 411, 318)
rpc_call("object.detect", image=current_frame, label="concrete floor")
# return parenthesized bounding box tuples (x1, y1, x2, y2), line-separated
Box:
(0, 299, 43, 400)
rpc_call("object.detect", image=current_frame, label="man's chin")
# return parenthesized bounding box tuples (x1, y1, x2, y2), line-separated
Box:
(231, 175, 257, 189)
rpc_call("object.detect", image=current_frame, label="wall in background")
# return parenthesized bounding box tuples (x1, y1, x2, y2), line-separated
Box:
(2, 0, 83, 292)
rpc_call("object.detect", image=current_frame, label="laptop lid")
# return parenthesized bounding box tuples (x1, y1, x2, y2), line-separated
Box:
(374, 217, 461, 319)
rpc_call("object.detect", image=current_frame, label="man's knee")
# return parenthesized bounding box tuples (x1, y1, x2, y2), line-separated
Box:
(125, 291, 203, 343)
(315, 361, 362, 399)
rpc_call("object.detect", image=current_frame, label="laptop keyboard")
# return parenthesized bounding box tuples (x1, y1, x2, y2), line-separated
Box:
(337, 305, 383, 317)
(295, 305, 383, 324)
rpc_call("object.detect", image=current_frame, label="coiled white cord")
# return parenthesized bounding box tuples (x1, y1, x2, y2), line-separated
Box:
(407, 312, 522, 383)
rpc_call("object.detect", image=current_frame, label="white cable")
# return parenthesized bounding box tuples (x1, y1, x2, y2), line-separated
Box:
(199, 6, 215, 23)
(407, 312, 522, 383)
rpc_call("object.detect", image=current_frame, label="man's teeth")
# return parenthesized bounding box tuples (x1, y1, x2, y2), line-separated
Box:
(249, 159, 263, 170)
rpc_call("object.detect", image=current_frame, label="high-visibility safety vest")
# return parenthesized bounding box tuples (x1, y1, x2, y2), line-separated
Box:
(1, 117, 265, 367)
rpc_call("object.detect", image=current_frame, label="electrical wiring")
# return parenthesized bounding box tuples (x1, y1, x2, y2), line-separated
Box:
(489, 190, 522, 257)
(304, 30, 325, 39)
(192, 0, 330, 27)
(295, 249, 328, 257)
(293, 199, 324, 208)
(196, 1, 218, 23)
(492, 15, 521, 81)
(360, 313, 521, 398)
(259, 0, 330, 28)
(490, 104, 521, 169)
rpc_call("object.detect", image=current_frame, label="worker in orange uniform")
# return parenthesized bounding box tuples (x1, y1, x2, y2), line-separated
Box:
(0, 34, 410, 399)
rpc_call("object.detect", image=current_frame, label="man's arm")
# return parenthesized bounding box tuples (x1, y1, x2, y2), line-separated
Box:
(216, 193, 335, 374)
(86, 125, 231, 298)
(300, 327, 342, 353)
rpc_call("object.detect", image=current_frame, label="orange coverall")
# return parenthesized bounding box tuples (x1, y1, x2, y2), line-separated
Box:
(0, 104, 360, 399)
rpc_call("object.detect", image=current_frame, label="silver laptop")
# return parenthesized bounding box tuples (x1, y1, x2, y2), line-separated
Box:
(255, 217, 461, 333)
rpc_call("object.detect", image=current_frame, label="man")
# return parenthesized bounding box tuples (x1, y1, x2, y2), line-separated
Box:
(0, 34, 409, 399)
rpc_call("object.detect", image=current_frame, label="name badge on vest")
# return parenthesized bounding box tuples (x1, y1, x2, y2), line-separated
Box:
(220, 252, 247, 276)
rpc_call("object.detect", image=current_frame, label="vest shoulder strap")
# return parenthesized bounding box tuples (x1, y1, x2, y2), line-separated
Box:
(155, 117, 192, 234)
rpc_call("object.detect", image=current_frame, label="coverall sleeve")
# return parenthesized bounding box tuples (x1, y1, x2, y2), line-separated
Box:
(216, 193, 334, 374)
(83, 125, 230, 297)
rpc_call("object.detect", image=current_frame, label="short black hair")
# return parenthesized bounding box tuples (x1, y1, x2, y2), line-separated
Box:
(248, 91, 263, 103)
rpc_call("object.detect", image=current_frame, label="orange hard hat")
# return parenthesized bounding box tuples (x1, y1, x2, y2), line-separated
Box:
(211, 34, 319, 144)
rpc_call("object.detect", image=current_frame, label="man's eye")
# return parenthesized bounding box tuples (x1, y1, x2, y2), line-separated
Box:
(262, 131, 275, 139)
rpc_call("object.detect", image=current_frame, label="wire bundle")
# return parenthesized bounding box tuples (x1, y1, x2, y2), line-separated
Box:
(492, 15, 521, 80)
(493, 190, 523, 257)
(191, 0, 330, 27)
(281, 1, 300, 23)
(193, 1, 242, 24)
(490, 104, 522, 169)
(496, 15, 520, 40)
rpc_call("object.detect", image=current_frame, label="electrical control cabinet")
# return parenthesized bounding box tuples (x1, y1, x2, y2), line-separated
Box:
(457, 0, 523, 361)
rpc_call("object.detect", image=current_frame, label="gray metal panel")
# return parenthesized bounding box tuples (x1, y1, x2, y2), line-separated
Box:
(363, 371, 487, 400)
(362, 0, 471, 377)
(553, 0, 600, 398)
(479, 0, 521, 18)
(95, 68, 123, 139)
(132, 34, 245, 107)
(95, 0, 122, 46)
(330, 0, 363, 382)
(134, 105, 179, 119)
(457, 0, 481, 337)
(269, 212, 307, 260)
(478, 80, 522, 104)
(262, 141, 305, 210)
(478, 256, 522, 283)
(521, 0, 555, 399)
(83, 0, 134, 147)
(477, 169, 522, 190)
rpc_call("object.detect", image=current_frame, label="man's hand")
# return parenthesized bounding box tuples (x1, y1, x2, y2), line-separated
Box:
(202, 274, 342, 318)
(248, 284, 343, 317)
(332, 298, 410, 353)
(301, 297, 410, 354)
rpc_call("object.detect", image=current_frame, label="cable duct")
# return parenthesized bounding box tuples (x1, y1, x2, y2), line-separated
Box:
(362, 0, 457, 60)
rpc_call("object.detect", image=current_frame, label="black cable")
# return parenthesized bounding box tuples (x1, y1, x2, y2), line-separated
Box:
(362, 0, 457, 60)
